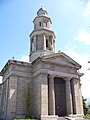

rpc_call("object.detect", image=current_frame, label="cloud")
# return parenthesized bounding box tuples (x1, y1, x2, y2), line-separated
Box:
(83, 1, 90, 17)
(21, 54, 29, 62)
(79, 0, 90, 4)
(74, 28, 90, 45)
(63, 47, 90, 98)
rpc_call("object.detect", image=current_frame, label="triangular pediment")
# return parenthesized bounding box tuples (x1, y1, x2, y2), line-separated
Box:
(42, 52, 81, 69)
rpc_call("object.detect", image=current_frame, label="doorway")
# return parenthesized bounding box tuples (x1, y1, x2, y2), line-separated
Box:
(54, 77, 66, 116)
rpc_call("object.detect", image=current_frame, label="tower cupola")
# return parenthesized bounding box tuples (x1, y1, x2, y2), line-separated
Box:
(29, 7, 56, 62)
(37, 6, 48, 16)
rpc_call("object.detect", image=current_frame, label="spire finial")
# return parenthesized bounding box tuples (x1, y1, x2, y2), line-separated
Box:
(41, 4, 44, 9)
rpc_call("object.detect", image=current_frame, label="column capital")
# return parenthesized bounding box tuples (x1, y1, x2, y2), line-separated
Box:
(72, 78, 79, 83)
(48, 74, 55, 80)
(64, 77, 72, 81)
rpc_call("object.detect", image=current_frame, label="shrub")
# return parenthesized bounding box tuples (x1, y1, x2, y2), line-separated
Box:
(83, 112, 90, 119)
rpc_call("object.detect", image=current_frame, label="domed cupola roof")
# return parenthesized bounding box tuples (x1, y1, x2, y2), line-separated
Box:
(37, 6, 48, 16)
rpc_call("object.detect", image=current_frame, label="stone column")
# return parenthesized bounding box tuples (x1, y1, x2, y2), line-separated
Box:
(5, 78, 9, 118)
(43, 34, 46, 50)
(48, 75, 55, 115)
(53, 39, 55, 52)
(51, 36, 54, 52)
(34, 35, 36, 51)
(65, 78, 73, 115)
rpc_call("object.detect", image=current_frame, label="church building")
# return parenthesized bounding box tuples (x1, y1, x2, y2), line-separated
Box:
(0, 7, 84, 120)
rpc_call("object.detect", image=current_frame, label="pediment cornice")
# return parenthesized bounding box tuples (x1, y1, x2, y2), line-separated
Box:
(41, 52, 81, 69)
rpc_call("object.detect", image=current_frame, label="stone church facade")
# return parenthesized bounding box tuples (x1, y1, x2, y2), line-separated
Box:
(0, 7, 84, 120)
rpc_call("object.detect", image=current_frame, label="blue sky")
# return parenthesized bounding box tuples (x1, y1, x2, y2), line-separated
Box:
(0, 0, 90, 101)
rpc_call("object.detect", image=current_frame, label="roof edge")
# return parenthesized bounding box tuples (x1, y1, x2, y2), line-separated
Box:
(0, 59, 31, 76)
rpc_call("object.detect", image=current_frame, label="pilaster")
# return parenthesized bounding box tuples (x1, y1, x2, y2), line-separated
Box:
(5, 78, 9, 119)
(78, 78, 84, 115)
(6, 76, 18, 119)
(71, 78, 84, 115)
(40, 74, 48, 115)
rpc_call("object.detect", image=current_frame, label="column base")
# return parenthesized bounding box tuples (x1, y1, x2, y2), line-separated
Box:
(40, 115, 59, 120)
(66, 114, 84, 119)
(15, 114, 26, 118)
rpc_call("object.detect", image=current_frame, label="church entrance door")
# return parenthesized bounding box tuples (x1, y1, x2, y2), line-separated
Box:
(54, 77, 66, 116)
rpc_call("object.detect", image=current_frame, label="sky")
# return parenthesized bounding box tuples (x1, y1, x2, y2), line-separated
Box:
(0, 0, 90, 102)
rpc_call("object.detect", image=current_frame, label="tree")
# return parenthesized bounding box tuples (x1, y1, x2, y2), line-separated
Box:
(88, 104, 90, 108)
(26, 82, 30, 118)
(83, 97, 88, 115)
(88, 104, 90, 112)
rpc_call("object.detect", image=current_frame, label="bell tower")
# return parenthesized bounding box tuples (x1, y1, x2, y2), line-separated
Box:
(29, 7, 56, 62)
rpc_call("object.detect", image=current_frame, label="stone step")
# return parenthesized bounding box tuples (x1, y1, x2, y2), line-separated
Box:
(58, 117, 65, 120)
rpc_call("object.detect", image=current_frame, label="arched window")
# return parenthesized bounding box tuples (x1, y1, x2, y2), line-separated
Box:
(34, 24, 36, 29)
(32, 39, 34, 51)
(46, 22, 47, 27)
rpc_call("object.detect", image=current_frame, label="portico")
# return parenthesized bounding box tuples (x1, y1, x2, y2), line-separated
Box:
(47, 74, 79, 116)
(44, 75, 82, 117)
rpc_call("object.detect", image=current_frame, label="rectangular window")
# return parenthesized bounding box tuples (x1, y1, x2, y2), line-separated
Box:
(46, 39, 48, 47)
(39, 22, 41, 27)
(46, 22, 47, 27)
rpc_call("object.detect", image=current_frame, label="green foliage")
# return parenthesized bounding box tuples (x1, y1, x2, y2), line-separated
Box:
(88, 104, 90, 109)
(83, 97, 88, 115)
(83, 112, 90, 119)
(26, 82, 30, 118)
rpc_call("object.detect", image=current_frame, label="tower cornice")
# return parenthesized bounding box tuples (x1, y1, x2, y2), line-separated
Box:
(30, 28, 56, 38)
(33, 16, 52, 24)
